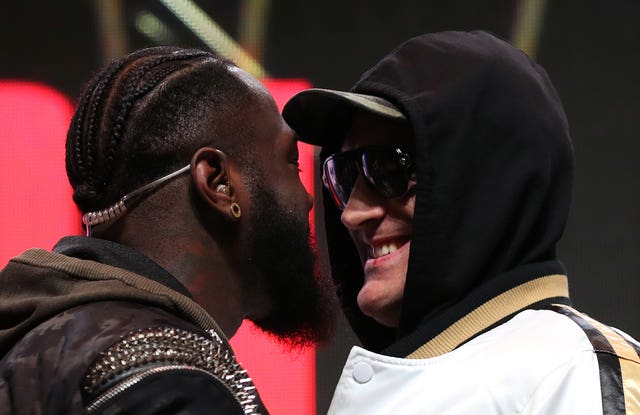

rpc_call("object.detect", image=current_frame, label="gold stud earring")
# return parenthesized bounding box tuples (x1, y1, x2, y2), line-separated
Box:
(230, 202, 242, 219)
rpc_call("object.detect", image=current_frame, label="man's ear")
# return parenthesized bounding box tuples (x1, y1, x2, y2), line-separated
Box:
(191, 147, 240, 221)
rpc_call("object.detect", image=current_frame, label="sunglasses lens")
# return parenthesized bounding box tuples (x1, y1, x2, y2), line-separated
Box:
(362, 148, 410, 198)
(323, 147, 412, 210)
(323, 154, 360, 209)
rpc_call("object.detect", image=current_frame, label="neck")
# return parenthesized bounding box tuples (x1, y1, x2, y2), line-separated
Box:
(120, 229, 246, 337)
(98, 188, 249, 338)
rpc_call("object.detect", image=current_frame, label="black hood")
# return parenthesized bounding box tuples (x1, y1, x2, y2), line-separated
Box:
(284, 31, 574, 352)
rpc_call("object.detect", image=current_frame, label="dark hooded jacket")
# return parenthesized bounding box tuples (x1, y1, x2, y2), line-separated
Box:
(0, 236, 267, 414)
(286, 31, 575, 354)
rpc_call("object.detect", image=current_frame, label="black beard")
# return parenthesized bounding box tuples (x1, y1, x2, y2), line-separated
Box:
(248, 184, 337, 349)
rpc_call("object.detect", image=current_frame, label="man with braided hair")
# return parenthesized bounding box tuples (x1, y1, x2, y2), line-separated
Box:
(0, 47, 336, 414)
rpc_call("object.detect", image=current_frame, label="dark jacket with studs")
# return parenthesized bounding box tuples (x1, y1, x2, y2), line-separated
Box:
(0, 236, 267, 414)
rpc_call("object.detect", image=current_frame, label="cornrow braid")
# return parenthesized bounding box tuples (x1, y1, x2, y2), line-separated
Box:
(97, 51, 208, 189)
(83, 63, 129, 185)
(68, 57, 131, 187)
(70, 92, 91, 179)
(66, 46, 257, 215)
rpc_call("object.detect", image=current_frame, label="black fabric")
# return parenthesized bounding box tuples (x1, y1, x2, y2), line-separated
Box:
(88, 369, 245, 414)
(286, 31, 574, 351)
(54, 236, 193, 299)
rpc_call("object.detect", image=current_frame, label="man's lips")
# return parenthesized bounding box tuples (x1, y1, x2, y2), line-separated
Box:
(367, 238, 411, 261)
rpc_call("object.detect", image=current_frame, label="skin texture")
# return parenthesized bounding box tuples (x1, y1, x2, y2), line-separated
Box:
(339, 111, 416, 328)
(99, 68, 334, 344)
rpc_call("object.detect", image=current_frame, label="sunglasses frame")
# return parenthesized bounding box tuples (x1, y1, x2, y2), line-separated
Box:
(322, 145, 414, 210)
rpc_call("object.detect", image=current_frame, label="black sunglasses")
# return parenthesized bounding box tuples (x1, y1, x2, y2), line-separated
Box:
(322, 146, 415, 210)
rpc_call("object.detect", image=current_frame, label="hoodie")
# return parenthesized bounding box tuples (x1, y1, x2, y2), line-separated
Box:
(0, 236, 265, 414)
(284, 31, 574, 354)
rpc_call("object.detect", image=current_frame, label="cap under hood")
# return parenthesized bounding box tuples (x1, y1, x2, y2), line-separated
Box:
(284, 31, 573, 352)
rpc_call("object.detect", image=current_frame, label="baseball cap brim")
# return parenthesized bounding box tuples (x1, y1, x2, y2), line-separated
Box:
(282, 88, 405, 148)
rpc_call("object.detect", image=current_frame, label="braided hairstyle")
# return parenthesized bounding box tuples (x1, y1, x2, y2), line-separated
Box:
(66, 46, 256, 213)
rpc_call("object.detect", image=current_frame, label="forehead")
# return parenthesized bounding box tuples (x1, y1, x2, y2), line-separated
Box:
(243, 89, 296, 156)
(230, 70, 294, 148)
(341, 111, 413, 152)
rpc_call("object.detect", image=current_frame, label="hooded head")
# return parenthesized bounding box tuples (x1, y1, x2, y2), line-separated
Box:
(283, 31, 574, 351)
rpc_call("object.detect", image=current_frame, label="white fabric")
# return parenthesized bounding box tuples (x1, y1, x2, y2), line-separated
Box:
(328, 309, 606, 414)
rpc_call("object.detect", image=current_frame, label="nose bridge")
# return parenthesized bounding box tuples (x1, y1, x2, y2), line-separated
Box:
(340, 175, 386, 229)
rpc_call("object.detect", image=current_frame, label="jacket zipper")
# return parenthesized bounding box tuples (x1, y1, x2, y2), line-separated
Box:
(86, 364, 245, 413)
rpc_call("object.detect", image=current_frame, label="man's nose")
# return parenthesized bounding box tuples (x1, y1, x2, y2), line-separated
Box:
(340, 176, 386, 229)
(306, 191, 314, 212)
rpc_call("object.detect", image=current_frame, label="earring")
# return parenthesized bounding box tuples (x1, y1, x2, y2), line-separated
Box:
(216, 184, 230, 195)
(230, 202, 242, 219)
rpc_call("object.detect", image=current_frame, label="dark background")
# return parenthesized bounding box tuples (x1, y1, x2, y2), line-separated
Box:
(2, 1, 639, 413)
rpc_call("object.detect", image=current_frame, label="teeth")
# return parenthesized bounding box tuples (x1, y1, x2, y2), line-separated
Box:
(371, 242, 398, 258)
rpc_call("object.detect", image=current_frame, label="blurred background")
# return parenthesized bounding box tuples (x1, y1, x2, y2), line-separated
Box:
(1, 1, 639, 413)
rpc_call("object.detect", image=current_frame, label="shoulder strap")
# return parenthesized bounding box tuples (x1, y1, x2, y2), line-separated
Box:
(550, 304, 640, 415)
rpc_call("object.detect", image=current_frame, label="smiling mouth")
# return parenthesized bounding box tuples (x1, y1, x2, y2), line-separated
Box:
(369, 239, 409, 259)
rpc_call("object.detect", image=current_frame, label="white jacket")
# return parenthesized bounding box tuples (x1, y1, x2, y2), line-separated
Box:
(329, 306, 640, 414)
